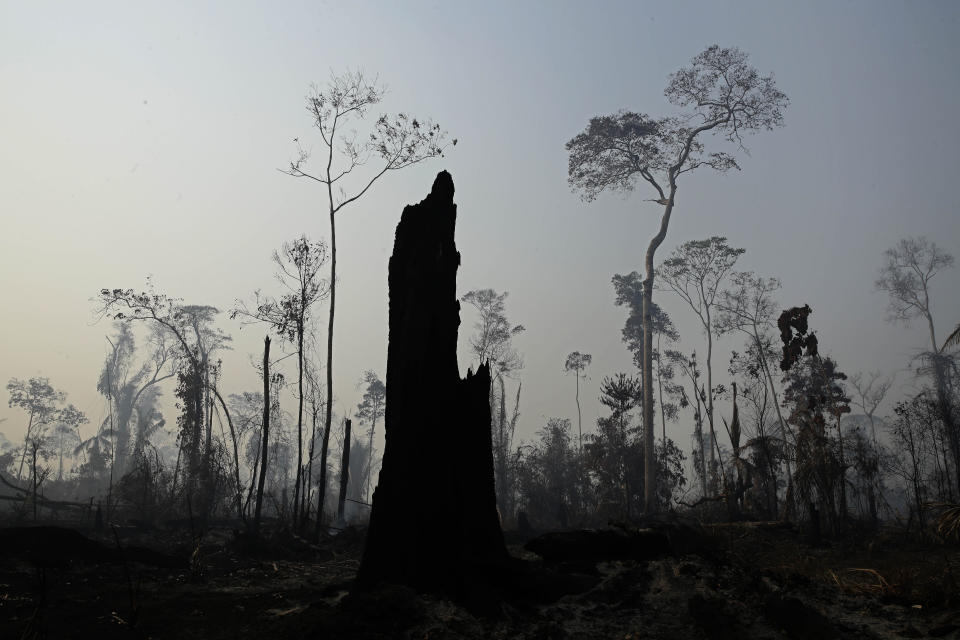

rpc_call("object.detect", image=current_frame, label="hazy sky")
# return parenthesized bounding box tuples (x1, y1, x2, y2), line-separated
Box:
(1, 1, 958, 457)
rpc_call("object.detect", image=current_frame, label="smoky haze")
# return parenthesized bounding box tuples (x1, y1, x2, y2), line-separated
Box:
(0, 1, 958, 492)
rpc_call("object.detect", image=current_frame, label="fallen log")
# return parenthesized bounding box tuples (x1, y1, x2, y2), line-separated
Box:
(526, 520, 712, 566)
(525, 528, 671, 565)
(0, 526, 186, 570)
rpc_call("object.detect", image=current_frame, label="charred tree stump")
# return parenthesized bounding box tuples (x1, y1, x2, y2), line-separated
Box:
(337, 419, 351, 524)
(357, 171, 507, 594)
(253, 335, 270, 535)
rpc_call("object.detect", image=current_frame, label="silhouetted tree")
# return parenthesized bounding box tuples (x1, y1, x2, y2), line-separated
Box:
(719, 271, 790, 511)
(887, 395, 941, 531)
(592, 374, 642, 517)
(283, 72, 452, 529)
(848, 371, 893, 525)
(98, 323, 175, 476)
(568, 46, 787, 512)
(666, 349, 709, 497)
(728, 345, 782, 517)
(358, 172, 505, 593)
(52, 404, 87, 481)
(519, 418, 581, 528)
(876, 236, 957, 495)
(355, 370, 385, 502)
(612, 272, 681, 441)
(233, 235, 330, 527)
(97, 284, 231, 502)
(7, 377, 65, 482)
(658, 236, 744, 495)
(254, 336, 271, 534)
(564, 351, 592, 453)
(780, 306, 851, 534)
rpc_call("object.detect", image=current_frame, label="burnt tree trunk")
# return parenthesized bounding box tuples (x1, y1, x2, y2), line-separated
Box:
(253, 335, 271, 535)
(337, 419, 351, 524)
(357, 171, 507, 594)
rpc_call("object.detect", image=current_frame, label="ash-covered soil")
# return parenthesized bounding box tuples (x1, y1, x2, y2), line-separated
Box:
(0, 520, 957, 639)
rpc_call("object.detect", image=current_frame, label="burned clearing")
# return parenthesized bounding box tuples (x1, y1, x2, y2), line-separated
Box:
(2, 11, 960, 639)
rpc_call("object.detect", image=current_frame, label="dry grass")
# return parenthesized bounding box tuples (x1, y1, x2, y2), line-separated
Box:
(927, 502, 960, 541)
(827, 568, 897, 596)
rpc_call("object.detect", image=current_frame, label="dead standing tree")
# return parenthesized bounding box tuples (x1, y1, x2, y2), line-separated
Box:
(358, 171, 506, 594)
(283, 71, 452, 531)
(232, 235, 330, 530)
(876, 236, 957, 495)
(566, 46, 787, 513)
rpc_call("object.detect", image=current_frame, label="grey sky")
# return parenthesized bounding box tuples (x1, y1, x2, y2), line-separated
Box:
(1, 1, 958, 455)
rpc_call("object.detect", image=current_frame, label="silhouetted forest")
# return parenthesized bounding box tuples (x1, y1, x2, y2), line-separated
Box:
(2, 18, 959, 640)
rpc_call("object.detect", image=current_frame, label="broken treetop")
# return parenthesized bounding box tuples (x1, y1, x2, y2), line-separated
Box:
(360, 170, 506, 594)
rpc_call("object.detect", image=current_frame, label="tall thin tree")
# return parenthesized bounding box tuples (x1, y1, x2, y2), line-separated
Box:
(567, 46, 787, 512)
(283, 71, 452, 528)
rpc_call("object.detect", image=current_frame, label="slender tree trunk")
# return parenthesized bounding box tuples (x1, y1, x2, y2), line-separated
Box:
(17, 411, 35, 481)
(836, 414, 848, 531)
(695, 395, 707, 498)
(497, 375, 508, 515)
(754, 325, 794, 519)
(366, 414, 377, 503)
(293, 327, 305, 525)
(303, 398, 318, 531)
(32, 443, 38, 521)
(705, 312, 724, 492)
(203, 355, 212, 463)
(642, 190, 676, 513)
(254, 336, 271, 534)
(57, 429, 64, 481)
(656, 334, 667, 443)
(337, 419, 352, 523)
(314, 414, 331, 541)
(213, 387, 245, 522)
(244, 436, 260, 518)
(107, 367, 116, 515)
(315, 198, 337, 536)
(575, 371, 582, 453)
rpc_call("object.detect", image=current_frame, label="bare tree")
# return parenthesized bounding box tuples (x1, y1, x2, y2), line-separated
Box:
(876, 237, 954, 350)
(658, 236, 745, 494)
(564, 351, 593, 454)
(718, 270, 793, 506)
(849, 371, 894, 449)
(567, 46, 787, 512)
(461, 289, 525, 374)
(233, 236, 329, 528)
(254, 336, 271, 534)
(283, 71, 452, 528)
(876, 236, 957, 494)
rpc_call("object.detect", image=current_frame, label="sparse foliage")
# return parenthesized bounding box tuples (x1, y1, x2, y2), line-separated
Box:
(283, 71, 451, 533)
(567, 46, 787, 513)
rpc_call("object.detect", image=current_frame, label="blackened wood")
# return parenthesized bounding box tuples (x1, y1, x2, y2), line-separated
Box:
(357, 171, 507, 594)
(253, 335, 270, 534)
(337, 419, 351, 523)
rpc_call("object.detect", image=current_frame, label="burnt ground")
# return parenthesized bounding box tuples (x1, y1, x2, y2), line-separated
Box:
(0, 520, 958, 639)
